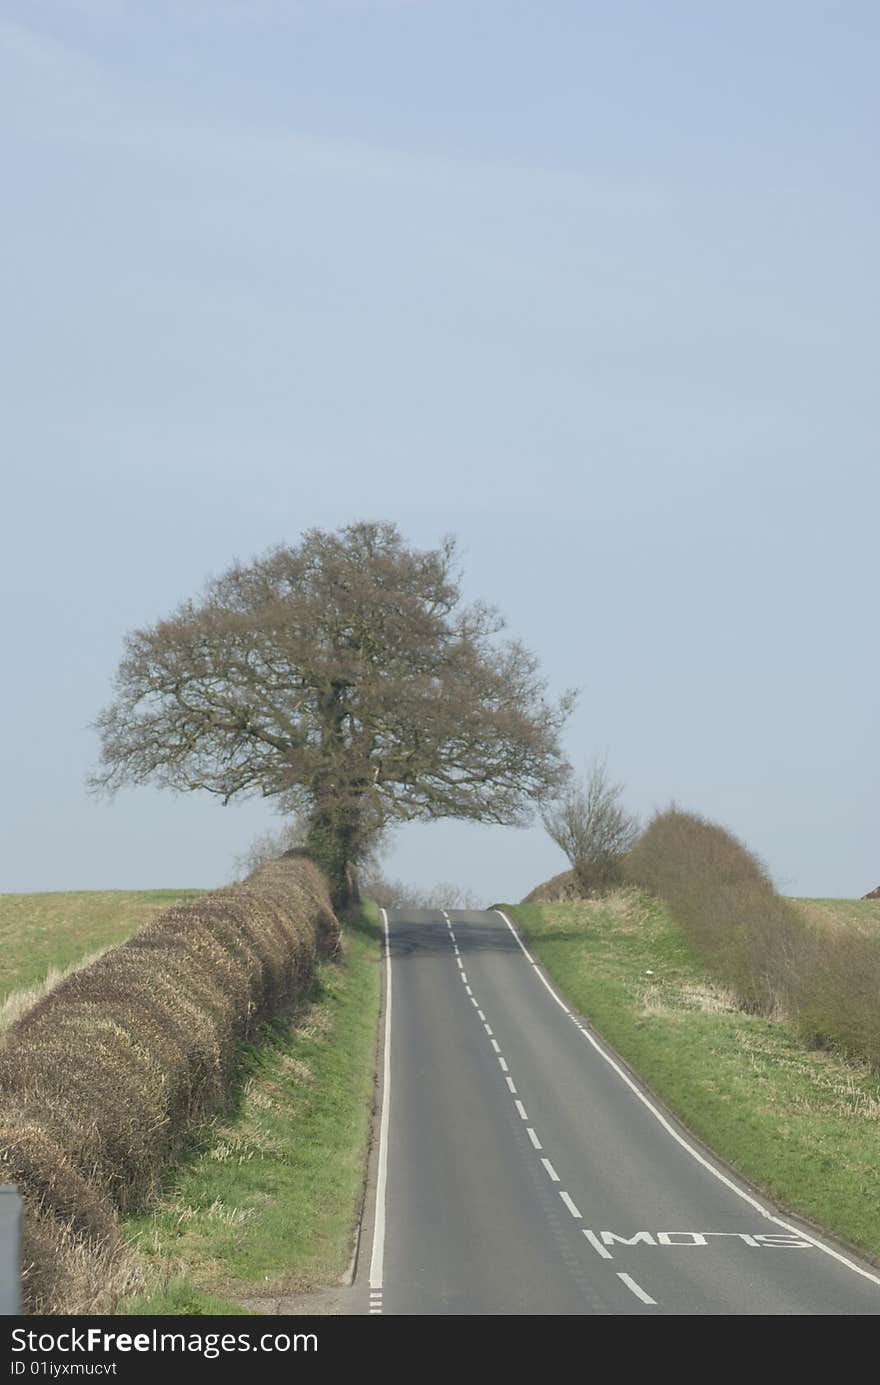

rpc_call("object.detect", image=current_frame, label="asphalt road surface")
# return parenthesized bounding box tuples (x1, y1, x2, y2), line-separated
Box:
(357, 907, 880, 1316)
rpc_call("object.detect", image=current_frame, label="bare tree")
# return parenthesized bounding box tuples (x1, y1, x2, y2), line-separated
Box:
(542, 758, 639, 897)
(91, 522, 574, 904)
(361, 870, 483, 911)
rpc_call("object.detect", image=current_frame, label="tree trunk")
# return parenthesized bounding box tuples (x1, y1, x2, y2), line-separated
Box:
(306, 791, 363, 911)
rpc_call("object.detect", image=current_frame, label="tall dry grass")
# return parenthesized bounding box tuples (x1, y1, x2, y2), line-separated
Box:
(0, 850, 339, 1313)
(625, 809, 880, 1070)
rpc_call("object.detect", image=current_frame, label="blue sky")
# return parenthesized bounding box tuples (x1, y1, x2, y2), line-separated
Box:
(2, 2, 877, 900)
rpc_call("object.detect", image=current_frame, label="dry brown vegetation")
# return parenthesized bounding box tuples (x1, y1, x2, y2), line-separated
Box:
(625, 809, 880, 1072)
(0, 851, 339, 1313)
(522, 868, 580, 903)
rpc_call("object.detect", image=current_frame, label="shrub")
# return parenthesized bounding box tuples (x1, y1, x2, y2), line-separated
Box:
(624, 808, 802, 1014)
(789, 926, 880, 1065)
(0, 851, 338, 1312)
(626, 809, 880, 1071)
(230, 819, 308, 881)
(521, 869, 579, 904)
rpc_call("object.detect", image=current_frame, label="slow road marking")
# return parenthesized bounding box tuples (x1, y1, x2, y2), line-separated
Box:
(494, 909, 880, 1292)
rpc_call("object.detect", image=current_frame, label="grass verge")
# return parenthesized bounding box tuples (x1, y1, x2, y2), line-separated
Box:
(507, 890, 880, 1262)
(121, 901, 382, 1313)
(0, 890, 206, 1002)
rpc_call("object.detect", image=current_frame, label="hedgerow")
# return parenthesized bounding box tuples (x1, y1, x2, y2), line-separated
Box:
(0, 851, 338, 1313)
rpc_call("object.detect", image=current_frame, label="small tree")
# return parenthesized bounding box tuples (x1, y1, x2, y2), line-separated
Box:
(233, 813, 388, 887)
(91, 522, 574, 905)
(231, 818, 308, 880)
(542, 758, 639, 896)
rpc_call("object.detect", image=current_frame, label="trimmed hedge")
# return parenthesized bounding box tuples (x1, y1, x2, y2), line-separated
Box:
(0, 851, 339, 1313)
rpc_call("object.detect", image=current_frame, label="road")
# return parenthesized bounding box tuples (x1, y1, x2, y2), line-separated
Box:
(356, 907, 880, 1316)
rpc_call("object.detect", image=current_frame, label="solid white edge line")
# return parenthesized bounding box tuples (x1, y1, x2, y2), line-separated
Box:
(493, 910, 880, 1290)
(584, 1229, 614, 1260)
(369, 907, 392, 1291)
(617, 1272, 657, 1306)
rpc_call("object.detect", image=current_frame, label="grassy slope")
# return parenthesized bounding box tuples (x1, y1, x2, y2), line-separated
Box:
(122, 902, 382, 1314)
(793, 897, 880, 937)
(507, 891, 880, 1262)
(0, 890, 206, 1001)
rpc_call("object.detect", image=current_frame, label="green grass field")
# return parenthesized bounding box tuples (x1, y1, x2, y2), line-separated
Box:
(507, 891, 880, 1264)
(122, 902, 382, 1314)
(0, 889, 206, 1003)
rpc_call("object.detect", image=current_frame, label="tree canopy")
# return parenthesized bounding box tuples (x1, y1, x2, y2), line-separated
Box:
(91, 522, 574, 901)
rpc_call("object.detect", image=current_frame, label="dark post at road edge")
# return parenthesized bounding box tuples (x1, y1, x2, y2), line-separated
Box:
(0, 1188, 21, 1317)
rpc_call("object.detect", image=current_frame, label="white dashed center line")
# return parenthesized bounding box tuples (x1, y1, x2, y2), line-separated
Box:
(559, 1191, 582, 1219)
(617, 1273, 657, 1306)
(443, 908, 617, 1308)
(584, 1229, 614, 1260)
